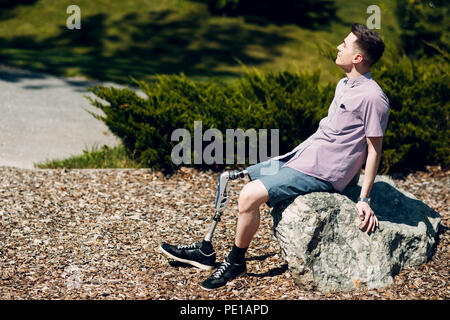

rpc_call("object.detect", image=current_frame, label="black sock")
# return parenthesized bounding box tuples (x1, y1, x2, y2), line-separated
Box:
(227, 244, 248, 264)
(200, 240, 214, 254)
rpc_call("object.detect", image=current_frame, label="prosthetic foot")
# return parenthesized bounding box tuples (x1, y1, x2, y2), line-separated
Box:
(159, 170, 248, 270)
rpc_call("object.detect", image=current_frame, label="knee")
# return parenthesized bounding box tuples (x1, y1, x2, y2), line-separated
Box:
(238, 187, 252, 214)
(238, 182, 265, 214)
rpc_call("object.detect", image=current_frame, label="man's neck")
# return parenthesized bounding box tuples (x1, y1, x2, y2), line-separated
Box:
(344, 64, 371, 80)
(346, 68, 365, 80)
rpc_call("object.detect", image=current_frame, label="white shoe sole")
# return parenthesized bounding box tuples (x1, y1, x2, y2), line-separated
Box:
(159, 245, 215, 271)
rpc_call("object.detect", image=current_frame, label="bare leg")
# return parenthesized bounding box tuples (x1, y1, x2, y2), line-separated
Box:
(200, 179, 269, 290)
(235, 179, 269, 248)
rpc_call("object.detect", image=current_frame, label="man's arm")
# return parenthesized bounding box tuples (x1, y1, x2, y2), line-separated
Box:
(357, 136, 383, 233)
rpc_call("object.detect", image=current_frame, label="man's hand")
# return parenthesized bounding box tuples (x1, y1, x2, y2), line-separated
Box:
(356, 201, 378, 233)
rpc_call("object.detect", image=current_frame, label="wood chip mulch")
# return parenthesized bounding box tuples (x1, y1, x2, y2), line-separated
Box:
(0, 165, 448, 300)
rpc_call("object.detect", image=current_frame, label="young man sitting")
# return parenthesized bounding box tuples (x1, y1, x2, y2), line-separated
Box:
(160, 23, 389, 290)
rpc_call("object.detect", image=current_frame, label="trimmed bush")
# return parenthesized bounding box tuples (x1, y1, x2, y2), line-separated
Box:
(88, 68, 333, 172)
(373, 47, 449, 172)
(88, 48, 449, 174)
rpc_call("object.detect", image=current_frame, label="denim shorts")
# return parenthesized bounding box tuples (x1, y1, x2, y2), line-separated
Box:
(246, 153, 334, 208)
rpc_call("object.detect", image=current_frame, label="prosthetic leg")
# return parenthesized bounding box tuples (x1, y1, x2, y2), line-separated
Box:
(203, 170, 249, 242)
(159, 169, 250, 271)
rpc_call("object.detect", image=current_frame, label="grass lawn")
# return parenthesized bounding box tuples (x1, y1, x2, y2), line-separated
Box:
(34, 144, 143, 169)
(0, 0, 400, 85)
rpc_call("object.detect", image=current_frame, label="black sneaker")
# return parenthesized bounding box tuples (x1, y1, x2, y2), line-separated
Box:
(159, 242, 216, 271)
(200, 258, 246, 290)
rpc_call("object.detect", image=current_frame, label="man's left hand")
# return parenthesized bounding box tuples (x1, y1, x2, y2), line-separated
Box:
(356, 201, 378, 233)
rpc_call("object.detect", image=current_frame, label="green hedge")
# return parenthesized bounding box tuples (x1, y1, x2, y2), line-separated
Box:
(373, 47, 449, 172)
(88, 48, 449, 174)
(88, 68, 333, 172)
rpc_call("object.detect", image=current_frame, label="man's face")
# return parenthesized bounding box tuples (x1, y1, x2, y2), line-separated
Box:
(336, 32, 361, 68)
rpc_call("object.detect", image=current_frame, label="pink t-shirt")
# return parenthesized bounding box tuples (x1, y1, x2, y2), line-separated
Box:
(282, 72, 389, 192)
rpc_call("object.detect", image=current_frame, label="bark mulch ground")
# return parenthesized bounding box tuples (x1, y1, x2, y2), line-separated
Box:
(0, 166, 448, 300)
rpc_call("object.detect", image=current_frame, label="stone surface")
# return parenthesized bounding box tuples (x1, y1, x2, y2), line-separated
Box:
(270, 175, 441, 293)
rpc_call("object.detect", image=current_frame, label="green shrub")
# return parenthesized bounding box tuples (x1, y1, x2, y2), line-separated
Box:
(88, 48, 449, 174)
(373, 46, 449, 172)
(88, 68, 333, 172)
(396, 0, 449, 58)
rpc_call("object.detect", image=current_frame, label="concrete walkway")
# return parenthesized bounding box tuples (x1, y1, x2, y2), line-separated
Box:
(0, 65, 122, 169)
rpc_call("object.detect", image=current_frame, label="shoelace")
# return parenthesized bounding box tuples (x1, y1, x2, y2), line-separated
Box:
(212, 260, 231, 279)
(177, 243, 197, 250)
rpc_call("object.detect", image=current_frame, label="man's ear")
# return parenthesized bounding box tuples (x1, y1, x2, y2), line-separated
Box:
(353, 53, 364, 65)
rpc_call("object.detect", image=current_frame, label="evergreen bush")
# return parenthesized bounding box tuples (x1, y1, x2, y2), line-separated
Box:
(373, 46, 449, 172)
(88, 69, 333, 172)
(395, 0, 449, 58)
(88, 48, 449, 174)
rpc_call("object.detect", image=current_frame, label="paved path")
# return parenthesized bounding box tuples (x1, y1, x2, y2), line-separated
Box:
(0, 65, 122, 169)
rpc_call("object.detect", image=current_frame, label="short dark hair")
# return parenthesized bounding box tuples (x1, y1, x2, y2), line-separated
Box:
(351, 23, 385, 67)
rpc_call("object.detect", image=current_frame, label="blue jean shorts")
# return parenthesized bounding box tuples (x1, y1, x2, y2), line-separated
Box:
(246, 153, 334, 208)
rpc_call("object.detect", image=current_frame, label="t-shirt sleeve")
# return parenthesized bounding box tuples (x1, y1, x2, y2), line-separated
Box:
(363, 93, 389, 137)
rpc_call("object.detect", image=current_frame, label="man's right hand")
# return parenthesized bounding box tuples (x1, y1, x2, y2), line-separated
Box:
(356, 201, 378, 233)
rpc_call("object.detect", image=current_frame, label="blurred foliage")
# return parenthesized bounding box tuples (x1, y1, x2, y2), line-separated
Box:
(206, 0, 337, 28)
(395, 0, 449, 57)
(0, 0, 38, 19)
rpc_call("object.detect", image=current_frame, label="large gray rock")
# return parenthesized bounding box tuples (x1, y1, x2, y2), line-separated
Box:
(270, 175, 441, 293)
